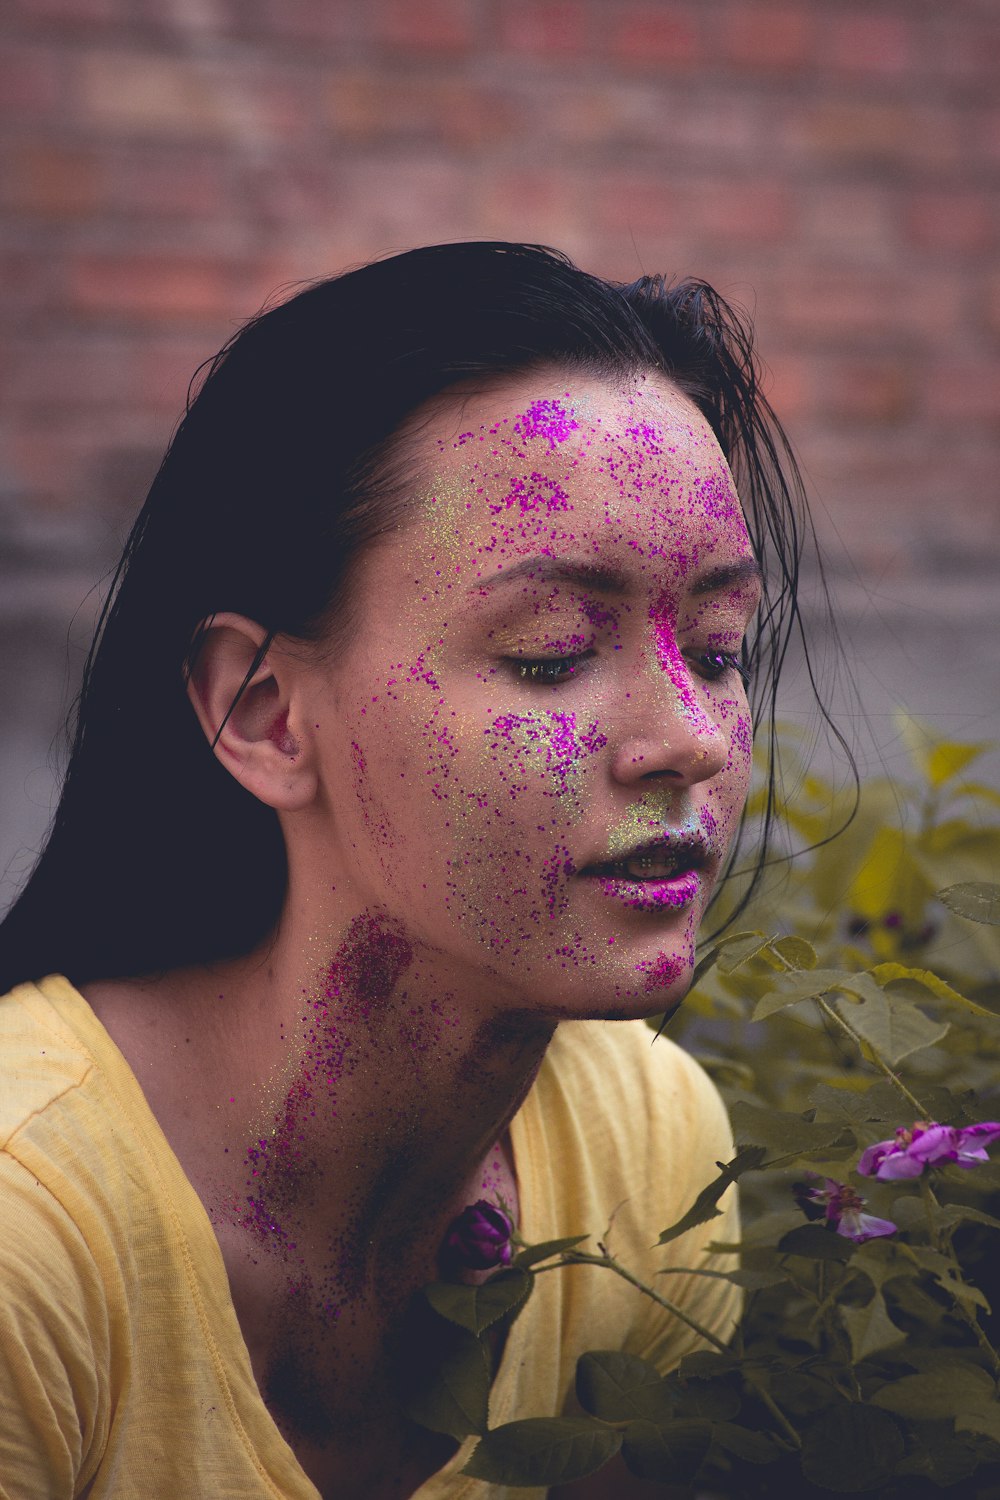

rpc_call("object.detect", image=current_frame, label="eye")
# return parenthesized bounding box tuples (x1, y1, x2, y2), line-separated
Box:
(688, 650, 751, 689)
(510, 653, 592, 686)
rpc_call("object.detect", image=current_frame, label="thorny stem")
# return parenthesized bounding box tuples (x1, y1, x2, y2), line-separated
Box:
(554, 1248, 804, 1452)
(814, 995, 931, 1118)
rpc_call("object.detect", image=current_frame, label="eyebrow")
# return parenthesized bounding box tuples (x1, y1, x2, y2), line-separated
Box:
(689, 558, 764, 597)
(471, 555, 763, 600)
(470, 558, 630, 596)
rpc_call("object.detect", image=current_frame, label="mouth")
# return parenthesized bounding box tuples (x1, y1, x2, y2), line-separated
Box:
(580, 835, 710, 914)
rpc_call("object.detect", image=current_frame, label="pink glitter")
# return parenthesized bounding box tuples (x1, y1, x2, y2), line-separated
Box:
(489, 471, 571, 517)
(596, 868, 701, 913)
(514, 397, 580, 449)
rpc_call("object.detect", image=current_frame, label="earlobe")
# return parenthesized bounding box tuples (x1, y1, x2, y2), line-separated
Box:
(184, 613, 317, 812)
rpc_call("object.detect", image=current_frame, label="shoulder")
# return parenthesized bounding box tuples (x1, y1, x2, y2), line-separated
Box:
(0, 978, 93, 1147)
(0, 1149, 112, 1496)
(540, 1018, 732, 1153)
(522, 1018, 736, 1237)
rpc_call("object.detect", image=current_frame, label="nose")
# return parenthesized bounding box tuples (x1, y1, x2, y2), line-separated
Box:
(609, 637, 730, 788)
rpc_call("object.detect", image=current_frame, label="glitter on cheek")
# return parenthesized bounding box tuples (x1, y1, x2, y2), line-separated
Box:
(636, 939, 695, 994)
(484, 709, 607, 812)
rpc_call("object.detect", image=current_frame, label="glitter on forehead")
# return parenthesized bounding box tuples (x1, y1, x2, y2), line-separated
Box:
(694, 469, 744, 525)
(489, 472, 571, 517)
(513, 396, 580, 449)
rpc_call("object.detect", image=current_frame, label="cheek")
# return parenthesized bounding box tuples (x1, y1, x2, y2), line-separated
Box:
(704, 700, 753, 843)
(436, 706, 608, 937)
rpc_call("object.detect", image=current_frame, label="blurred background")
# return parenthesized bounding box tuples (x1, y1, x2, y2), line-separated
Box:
(2, 0, 999, 914)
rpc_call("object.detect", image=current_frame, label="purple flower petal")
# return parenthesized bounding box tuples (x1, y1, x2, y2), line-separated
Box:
(907, 1125, 958, 1165)
(857, 1141, 894, 1177)
(957, 1123, 1000, 1148)
(838, 1210, 898, 1243)
(444, 1200, 514, 1271)
(876, 1152, 929, 1181)
(953, 1146, 992, 1168)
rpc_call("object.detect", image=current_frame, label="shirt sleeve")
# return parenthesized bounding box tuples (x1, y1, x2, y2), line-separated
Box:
(616, 1036, 743, 1371)
(0, 1152, 112, 1500)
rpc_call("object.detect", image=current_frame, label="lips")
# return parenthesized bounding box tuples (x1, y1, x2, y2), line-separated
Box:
(579, 833, 710, 914)
(583, 834, 709, 883)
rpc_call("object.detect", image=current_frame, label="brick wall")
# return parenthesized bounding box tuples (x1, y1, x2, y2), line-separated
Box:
(1, 0, 998, 574)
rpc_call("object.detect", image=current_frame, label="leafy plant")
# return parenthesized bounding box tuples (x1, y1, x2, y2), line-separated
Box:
(410, 722, 1000, 1495)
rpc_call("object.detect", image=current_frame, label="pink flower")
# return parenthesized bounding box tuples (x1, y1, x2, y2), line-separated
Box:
(443, 1200, 514, 1270)
(857, 1121, 1000, 1181)
(794, 1178, 897, 1243)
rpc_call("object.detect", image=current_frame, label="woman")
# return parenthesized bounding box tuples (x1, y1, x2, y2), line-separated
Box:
(0, 242, 816, 1498)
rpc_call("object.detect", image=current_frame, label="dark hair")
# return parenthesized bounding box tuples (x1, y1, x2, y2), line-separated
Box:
(0, 241, 838, 992)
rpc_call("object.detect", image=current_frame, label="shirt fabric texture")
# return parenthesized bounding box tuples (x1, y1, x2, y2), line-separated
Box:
(0, 974, 740, 1499)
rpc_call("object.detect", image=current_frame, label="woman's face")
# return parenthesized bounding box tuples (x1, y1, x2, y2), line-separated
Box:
(309, 371, 761, 1019)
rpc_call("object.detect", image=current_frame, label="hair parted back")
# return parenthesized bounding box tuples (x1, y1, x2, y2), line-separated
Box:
(0, 240, 831, 993)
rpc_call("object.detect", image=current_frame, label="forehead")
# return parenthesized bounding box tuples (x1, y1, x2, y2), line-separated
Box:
(406, 372, 750, 587)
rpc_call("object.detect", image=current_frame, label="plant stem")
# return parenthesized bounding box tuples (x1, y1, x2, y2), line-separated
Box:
(815, 995, 930, 1118)
(919, 1171, 942, 1252)
(558, 1248, 803, 1452)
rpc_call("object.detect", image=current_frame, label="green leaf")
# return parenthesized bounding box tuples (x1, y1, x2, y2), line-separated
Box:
(871, 1365, 995, 1421)
(513, 1235, 588, 1269)
(576, 1351, 675, 1425)
(871, 961, 997, 1018)
(729, 1101, 850, 1161)
(952, 780, 1000, 809)
(833, 988, 948, 1068)
(938, 881, 1000, 927)
(777, 1224, 856, 1262)
(765, 934, 819, 971)
(848, 1237, 912, 1293)
(712, 932, 773, 974)
(677, 1349, 738, 1379)
(673, 1376, 741, 1421)
(463, 1418, 621, 1486)
(839, 1291, 905, 1363)
(621, 1418, 713, 1483)
(800, 1405, 905, 1492)
(424, 1270, 532, 1336)
(401, 1330, 490, 1439)
(932, 1202, 1000, 1236)
(955, 1400, 1000, 1444)
(691, 931, 767, 986)
(659, 1264, 786, 1290)
(751, 968, 884, 1020)
(926, 740, 991, 787)
(656, 1145, 766, 1246)
(711, 1421, 783, 1463)
(894, 1423, 981, 1487)
(808, 1082, 899, 1124)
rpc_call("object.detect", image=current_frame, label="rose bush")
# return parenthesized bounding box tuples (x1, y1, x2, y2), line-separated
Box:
(412, 720, 1000, 1496)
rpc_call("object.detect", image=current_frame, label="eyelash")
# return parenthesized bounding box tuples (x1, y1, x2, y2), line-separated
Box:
(511, 650, 751, 689)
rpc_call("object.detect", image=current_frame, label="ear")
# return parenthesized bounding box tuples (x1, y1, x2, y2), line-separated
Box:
(185, 613, 318, 812)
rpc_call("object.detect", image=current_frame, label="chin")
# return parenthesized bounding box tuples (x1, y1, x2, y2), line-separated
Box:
(530, 952, 695, 1025)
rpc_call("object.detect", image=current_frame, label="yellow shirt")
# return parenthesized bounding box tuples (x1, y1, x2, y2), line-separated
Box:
(0, 975, 739, 1500)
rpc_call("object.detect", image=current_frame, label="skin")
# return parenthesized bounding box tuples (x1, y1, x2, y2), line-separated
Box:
(84, 370, 761, 1500)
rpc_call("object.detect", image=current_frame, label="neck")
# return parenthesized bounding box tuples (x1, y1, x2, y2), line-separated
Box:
(205, 905, 552, 1312)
